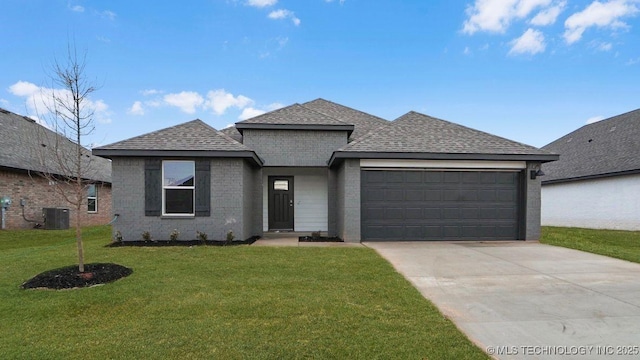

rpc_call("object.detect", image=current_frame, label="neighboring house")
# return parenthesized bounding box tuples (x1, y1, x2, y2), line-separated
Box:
(541, 109, 640, 230)
(93, 98, 556, 242)
(0, 108, 112, 229)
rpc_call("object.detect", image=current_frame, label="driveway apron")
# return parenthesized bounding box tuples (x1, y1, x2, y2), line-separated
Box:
(367, 241, 640, 359)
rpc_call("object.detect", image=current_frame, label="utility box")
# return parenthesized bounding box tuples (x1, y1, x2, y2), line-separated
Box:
(43, 208, 70, 230)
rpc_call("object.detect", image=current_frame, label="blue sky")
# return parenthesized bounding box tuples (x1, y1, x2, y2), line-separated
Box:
(1, 0, 639, 148)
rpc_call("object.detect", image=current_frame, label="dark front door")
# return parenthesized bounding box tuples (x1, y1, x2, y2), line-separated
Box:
(268, 176, 294, 230)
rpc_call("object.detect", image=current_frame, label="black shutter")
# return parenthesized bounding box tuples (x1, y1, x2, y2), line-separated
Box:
(195, 160, 210, 217)
(145, 159, 162, 216)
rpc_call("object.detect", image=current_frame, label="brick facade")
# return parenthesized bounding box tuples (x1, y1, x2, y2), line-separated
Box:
(242, 129, 348, 166)
(111, 157, 259, 242)
(0, 168, 112, 229)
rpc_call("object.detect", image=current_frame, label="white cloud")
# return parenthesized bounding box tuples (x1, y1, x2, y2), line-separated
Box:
(591, 40, 614, 50)
(267, 102, 284, 111)
(102, 10, 117, 20)
(69, 4, 85, 12)
(515, 0, 552, 18)
(464, 0, 587, 34)
(239, 107, 266, 120)
(128, 101, 145, 116)
(626, 57, 640, 65)
(8, 80, 112, 125)
(530, 1, 566, 25)
(464, 46, 472, 55)
(268, 9, 301, 26)
(163, 91, 204, 114)
(238, 102, 284, 120)
(509, 28, 546, 55)
(0, 98, 9, 107)
(586, 115, 605, 123)
(205, 89, 253, 115)
(141, 89, 162, 96)
(325, 0, 346, 3)
(246, 0, 277, 7)
(564, 0, 639, 44)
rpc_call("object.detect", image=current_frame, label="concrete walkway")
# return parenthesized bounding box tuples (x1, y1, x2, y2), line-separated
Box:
(366, 241, 640, 359)
(253, 233, 363, 247)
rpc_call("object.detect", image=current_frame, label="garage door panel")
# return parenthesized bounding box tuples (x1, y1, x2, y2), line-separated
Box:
(405, 189, 424, 201)
(384, 208, 404, 220)
(424, 208, 441, 219)
(385, 189, 404, 201)
(405, 172, 423, 183)
(361, 170, 521, 241)
(405, 208, 423, 219)
(386, 172, 404, 183)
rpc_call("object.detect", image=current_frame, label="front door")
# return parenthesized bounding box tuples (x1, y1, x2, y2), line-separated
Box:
(268, 176, 294, 230)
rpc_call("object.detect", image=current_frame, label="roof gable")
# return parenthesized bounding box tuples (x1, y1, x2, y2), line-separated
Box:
(302, 98, 389, 140)
(234, 103, 354, 135)
(542, 108, 640, 183)
(0, 108, 111, 182)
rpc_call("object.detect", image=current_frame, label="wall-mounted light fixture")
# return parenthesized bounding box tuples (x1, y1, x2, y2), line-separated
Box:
(530, 164, 545, 180)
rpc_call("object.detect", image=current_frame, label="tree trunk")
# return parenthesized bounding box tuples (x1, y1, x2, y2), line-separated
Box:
(76, 193, 84, 273)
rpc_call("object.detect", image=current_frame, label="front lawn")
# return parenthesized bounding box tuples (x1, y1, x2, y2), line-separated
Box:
(0, 226, 487, 359)
(541, 226, 640, 264)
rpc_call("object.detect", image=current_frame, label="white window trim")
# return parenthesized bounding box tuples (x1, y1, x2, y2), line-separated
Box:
(162, 160, 196, 216)
(87, 184, 98, 213)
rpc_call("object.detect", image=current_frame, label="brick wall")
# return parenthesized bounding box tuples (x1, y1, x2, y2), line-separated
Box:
(243, 129, 348, 166)
(111, 157, 258, 242)
(0, 168, 112, 229)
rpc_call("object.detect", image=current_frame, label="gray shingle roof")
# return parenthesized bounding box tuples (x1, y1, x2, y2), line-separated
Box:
(93, 119, 263, 165)
(0, 108, 111, 183)
(333, 111, 556, 160)
(94, 119, 251, 152)
(220, 126, 242, 142)
(236, 103, 350, 126)
(302, 98, 389, 140)
(542, 108, 640, 183)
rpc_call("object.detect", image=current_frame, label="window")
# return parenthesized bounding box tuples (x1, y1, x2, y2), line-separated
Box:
(87, 184, 97, 213)
(162, 160, 195, 215)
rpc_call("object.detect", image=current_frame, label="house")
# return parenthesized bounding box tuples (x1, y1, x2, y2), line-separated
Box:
(93, 99, 556, 242)
(541, 109, 640, 230)
(0, 108, 112, 229)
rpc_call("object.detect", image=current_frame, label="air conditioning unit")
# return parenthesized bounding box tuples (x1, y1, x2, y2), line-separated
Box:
(43, 208, 70, 230)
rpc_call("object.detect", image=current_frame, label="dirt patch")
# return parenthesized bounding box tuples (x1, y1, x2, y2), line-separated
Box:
(21, 263, 133, 290)
(107, 236, 259, 247)
(299, 236, 343, 242)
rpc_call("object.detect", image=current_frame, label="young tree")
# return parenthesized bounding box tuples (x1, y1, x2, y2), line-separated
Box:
(34, 44, 101, 273)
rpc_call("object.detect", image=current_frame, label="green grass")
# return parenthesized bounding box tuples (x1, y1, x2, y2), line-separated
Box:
(0, 226, 487, 359)
(542, 226, 640, 264)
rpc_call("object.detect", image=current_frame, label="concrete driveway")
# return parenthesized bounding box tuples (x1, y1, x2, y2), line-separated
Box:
(366, 241, 640, 359)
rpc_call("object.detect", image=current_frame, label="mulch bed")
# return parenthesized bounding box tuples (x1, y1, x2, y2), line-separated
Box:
(107, 236, 259, 247)
(299, 236, 343, 242)
(21, 263, 133, 290)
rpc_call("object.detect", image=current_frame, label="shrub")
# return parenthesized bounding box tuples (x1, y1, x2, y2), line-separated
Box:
(169, 229, 180, 241)
(196, 231, 208, 242)
(141, 231, 152, 242)
(226, 230, 235, 245)
(114, 231, 123, 243)
(311, 230, 322, 240)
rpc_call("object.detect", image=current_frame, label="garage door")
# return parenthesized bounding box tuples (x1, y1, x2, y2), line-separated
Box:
(361, 170, 522, 241)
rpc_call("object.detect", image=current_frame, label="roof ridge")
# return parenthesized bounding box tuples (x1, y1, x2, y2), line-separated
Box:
(304, 98, 388, 122)
(300, 103, 352, 126)
(235, 103, 302, 124)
